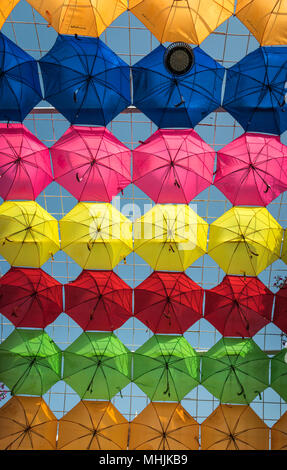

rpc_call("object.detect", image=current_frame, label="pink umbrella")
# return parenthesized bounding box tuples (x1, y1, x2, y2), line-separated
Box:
(50, 126, 131, 202)
(132, 129, 215, 204)
(0, 123, 52, 200)
(214, 133, 287, 206)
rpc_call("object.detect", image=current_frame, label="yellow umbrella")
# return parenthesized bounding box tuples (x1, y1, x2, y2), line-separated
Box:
(236, 0, 287, 46)
(208, 206, 283, 276)
(0, 201, 60, 267)
(26, 0, 128, 37)
(271, 411, 287, 450)
(0, 0, 19, 30)
(134, 204, 208, 271)
(60, 202, 133, 269)
(129, 0, 235, 45)
(282, 229, 287, 265)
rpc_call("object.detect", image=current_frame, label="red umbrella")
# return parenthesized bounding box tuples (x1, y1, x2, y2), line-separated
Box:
(204, 275, 274, 337)
(64, 270, 132, 331)
(132, 129, 215, 204)
(273, 283, 287, 334)
(134, 271, 203, 334)
(0, 267, 63, 328)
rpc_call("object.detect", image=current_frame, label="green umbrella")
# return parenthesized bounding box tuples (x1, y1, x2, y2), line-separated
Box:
(201, 337, 269, 404)
(270, 349, 287, 401)
(133, 335, 200, 401)
(63, 332, 132, 399)
(0, 329, 62, 396)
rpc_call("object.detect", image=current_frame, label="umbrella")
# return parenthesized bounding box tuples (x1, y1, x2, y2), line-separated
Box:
(133, 129, 215, 204)
(134, 271, 203, 334)
(50, 126, 131, 202)
(0, 32, 42, 122)
(26, 0, 128, 37)
(63, 331, 132, 400)
(39, 35, 131, 126)
(204, 275, 273, 337)
(208, 206, 283, 276)
(0, 396, 57, 450)
(270, 349, 287, 402)
(60, 202, 133, 269)
(271, 411, 287, 450)
(0, 123, 53, 201)
(0, 1, 20, 30)
(0, 200, 60, 267)
(201, 337, 270, 404)
(134, 204, 208, 271)
(214, 132, 287, 207)
(133, 335, 200, 401)
(223, 47, 287, 135)
(201, 404, 269, 450)
(0, 329, 62, 396)
(132, 44, 225, 129)
(282, 229, 287, 265)
(129, 0, 235, 45)
(273, 282, 287, 333)
(0, 267, 63, 328)
(235, 0, 287, 46)
(57, 400, 129, 450)
(129, 402, 199, 451)
(64, 269, 132, 331)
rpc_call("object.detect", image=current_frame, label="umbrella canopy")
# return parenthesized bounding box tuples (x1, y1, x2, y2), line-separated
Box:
(271, 411, 287, 450)
(0, 200, 60, 268)
(134, 204, 208, 271)
(0, 1, 20, 30)
(204, 275, 273, 337)
(235, 0, 287, 46)
(282, 229, 287, 265)
(214, 133, 287, 207)
(0, 396, 57, 450)
(223, 47, 287, 135)
(129, 0, 235, 45)
(132, 44, 225, 129)
(63, 331, 132, 399)
(50, 126, 131, 202)
(0, 32, 42, 122)
(64, 269, 132, 331)
(0, 329, 62, 396)
(273, 282, 287, 333)
(60, 202, 133, 270)
(134, 271, 203, 334)
(39, 35, 131, 126)
(129, 402, 199, 451)
(133, 335, 200, 401)
(270, 349, 287, 402)
(26, 0, 128, 37)
(133, 129, 215, 204)
(201, 337, 270, 404)
(0, 267, 63, 328)
(208, 206, 283, 276)
(57, 400, 129, 450)
(0, 123, 53, 201)
(201, 404, 269, 450)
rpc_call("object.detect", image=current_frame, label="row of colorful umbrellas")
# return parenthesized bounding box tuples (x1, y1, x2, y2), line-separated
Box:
(1, 330, 287, 403)
(2, 396, 286, 450)
(1, 267, 286, 337)
(0, 201, 286, 274)
(3, 31, 287, 133)
(2, 125, 287, 207)
(2, 1, 287, 47)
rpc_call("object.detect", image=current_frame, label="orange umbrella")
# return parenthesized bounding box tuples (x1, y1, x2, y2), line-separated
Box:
(57, 400, 129, 450)
(271, 411, 287, 450)
(0, 396, 57, 450)
(201, 404, 269, 450)
(129, 402, 199, 450)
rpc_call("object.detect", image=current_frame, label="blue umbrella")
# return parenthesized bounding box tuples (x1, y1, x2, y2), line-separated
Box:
(223, 47, 287, 135)
(0, 32, 42, 122)
(39, 35, 131, 126)
(132, 43, 225, 129)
